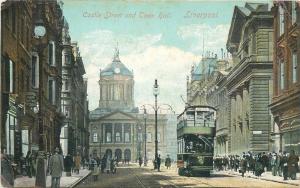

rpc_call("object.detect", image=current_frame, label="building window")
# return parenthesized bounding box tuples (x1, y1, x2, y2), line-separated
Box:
(279, 6, 284, 36)
(105, 124, 112, 143)
(106, 132, 112, 143)
(48, 41, 55, 66)
(124, 124, 131, 143)
(292, 1, 297, 24)
(32, 54, 39, 88)
(48, 78, 56, 104)
(280, 60, 285, 90)
(115, 132, 121, 142)
(125, 132, 130, 142)
(93, 133, 98, 142)
(292, 52, 298, 83)
(147, 132, 152, 142)
(64, 54, 70, 65)
(65, 80, 69, 91)
(9, 59, 15, 93)
(22, 130, 29, 156)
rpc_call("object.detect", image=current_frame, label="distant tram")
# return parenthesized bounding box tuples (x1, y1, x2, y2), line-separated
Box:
(177, 105, 216, 176)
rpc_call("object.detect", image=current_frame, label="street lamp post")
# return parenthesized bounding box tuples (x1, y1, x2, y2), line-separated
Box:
(153, 79, 159, 171)
(33, 3, 47, 187)
(143, 108, 147, 166)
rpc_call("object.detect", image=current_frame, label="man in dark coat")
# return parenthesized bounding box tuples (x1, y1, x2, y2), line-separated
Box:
(138, 156, 143, 167)
(165, 155, 171, 169)
(240, 155, 247, 177)
(254, 154, 264, 177)
(157, 155, 161, 172)
(288, 150, 299, 180)
(49, 147, 64, 188)
(64, 154, 73, 176)
(101, 155, 106, 173)
(282, 151, 288, 180)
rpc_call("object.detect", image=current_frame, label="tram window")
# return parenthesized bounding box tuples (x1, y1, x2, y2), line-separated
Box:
(196, 112, 204, 119)
(186, 111, 195, 120)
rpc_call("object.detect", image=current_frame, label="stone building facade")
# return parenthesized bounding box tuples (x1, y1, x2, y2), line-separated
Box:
(226, 3, 273, 154)
(1, 1, 88, 163)
(89, 49, 174, 161)
(1, 0, 65, 156)
(185, 3, 274, 156)
(270, 1, 300, 154)
(60, 19, 89, 157)
(1, 0, 34, 159)
(206, 60, 232, 156)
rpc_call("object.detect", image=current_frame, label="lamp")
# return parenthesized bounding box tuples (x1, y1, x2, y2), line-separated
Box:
(153, 79, 159, 171)
(34, 4, 47, 187)
(143, 108, 147, 166)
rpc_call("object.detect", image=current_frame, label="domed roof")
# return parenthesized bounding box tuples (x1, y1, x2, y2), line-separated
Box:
(100, 48, 133, 77)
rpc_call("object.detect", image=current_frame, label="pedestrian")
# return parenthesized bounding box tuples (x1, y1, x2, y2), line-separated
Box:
(282, 151, 288, 180)
(106, 156, 111, 174)
(101, 155, 106, 173)
(74, 152, 81, 174)
(239, 155, 247, 177)
(287, 150, 299, 180)
(49, 147, 64, 188)
(277, 150, 283, 177)
(1, 148, 14, 187)
(138, 156, 143, 167)
(261, 152, 269, 172)
(91, 157, 99, 181)
(254, 154, 264, 177)
(234, 155, 239, 172)
(157, 154, 161, 172)
(165, 155, 171, 169)
(111, 157, 117, 174)
(25, 151, 33, 178)
(270, 152, 277, 176)
(64, 153, 73, 177)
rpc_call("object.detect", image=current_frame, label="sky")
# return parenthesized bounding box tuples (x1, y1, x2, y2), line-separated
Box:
(62, 0, 269, 114)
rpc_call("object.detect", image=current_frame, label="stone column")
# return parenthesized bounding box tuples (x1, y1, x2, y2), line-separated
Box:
(243, 85, 249, 151)
(236, 89, 243, 154)
(122, 124, 124, 143)
(230, 94, 236, 154)
(112, 123, 115, 143)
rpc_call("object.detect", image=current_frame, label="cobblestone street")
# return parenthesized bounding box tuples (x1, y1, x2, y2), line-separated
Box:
(77, 164, 298, 188)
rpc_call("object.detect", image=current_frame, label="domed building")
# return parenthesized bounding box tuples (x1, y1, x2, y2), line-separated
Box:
(89, 48, 176, 162)
(89, 48, 139, 161)
(98, 48, 135, 112)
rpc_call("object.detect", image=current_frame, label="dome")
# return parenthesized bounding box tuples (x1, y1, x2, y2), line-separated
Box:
(100, 48, 133, 77)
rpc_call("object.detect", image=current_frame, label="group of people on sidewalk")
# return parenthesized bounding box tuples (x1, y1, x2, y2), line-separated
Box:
(1, 146, 89, 188)
(214, 150, 299, 181)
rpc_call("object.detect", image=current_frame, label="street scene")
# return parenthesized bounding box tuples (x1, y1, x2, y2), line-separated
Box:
(1, 0, 300, 188)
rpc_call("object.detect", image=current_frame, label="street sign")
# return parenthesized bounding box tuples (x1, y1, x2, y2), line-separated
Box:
(25, 92, 37, 107)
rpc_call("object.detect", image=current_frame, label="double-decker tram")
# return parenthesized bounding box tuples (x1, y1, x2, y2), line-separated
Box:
(177, 105, 216, 176)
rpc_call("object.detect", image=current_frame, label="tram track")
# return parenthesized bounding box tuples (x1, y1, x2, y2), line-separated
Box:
(127, 166, 179, 188)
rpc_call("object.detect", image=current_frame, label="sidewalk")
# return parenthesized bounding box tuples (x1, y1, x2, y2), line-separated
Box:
(215, 170, 300, 187)
(14, 169, 91, 188)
